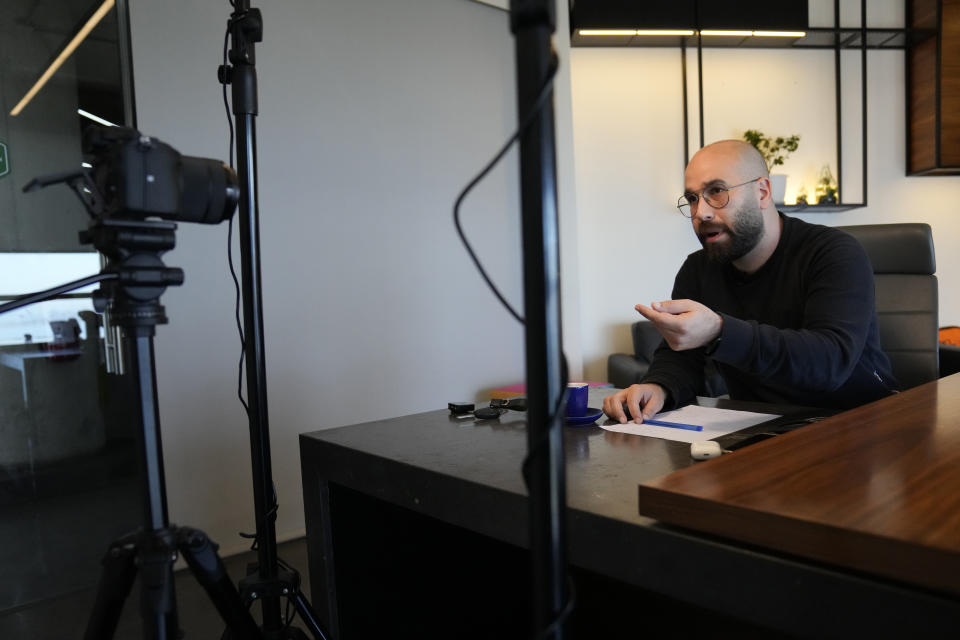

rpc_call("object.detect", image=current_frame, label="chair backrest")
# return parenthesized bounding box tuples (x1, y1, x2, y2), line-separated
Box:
(837, 223, 938, 390)
(630, 320, 664, 360)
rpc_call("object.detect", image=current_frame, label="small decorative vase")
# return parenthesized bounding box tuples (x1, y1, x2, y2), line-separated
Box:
(770, 174, 787, 204)
(819, 192, 838, 205)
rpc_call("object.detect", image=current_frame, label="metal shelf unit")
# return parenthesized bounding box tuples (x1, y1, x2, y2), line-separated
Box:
(571, 1, 916, 212)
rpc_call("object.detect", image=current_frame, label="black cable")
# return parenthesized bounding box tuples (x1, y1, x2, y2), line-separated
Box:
(520, 354, 568, 489)
(0, 273, 118, 315)
(453, 56, 558, 325)
(519, 362, 575, 640)
(222, 14, 249, 417)
(451, 54, 575, 638)
(452, 55, 567, 509)
(221, 2, 281, 554)
(535, 576, 577, 640)
(527, 364, 577, 639)
(228, 222, 248, 414)
(222, 21, 234, 196)
(239, 492, 278, 551)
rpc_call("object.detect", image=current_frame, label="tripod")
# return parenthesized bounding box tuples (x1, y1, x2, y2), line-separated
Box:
(0, 218, 261, 639)
(80, 219, 266, 640)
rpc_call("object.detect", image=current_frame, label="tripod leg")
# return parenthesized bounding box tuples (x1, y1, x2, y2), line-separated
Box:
(289, 590, 329, 640)
(178, 527, 262, 640)
(136, 529, 181, 640)
(84, 535, 138, 640)
(237, 563, 329, 640)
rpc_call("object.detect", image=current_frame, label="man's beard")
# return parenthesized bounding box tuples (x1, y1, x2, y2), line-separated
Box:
(698, 200, 765, 263)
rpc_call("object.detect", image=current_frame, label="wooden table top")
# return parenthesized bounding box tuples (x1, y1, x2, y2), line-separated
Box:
(636, 373, 960, 597)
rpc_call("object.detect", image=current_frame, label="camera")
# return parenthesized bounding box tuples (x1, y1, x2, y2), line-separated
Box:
(83, 125, 240, 224)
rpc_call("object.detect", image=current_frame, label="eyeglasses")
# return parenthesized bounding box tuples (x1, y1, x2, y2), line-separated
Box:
(676, 177, 762, 217)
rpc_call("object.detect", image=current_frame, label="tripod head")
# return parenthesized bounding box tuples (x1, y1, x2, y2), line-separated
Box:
(80, 218, 183, 336)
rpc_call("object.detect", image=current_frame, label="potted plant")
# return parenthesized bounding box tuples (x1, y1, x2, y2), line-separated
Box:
(742, 130, 800, 205)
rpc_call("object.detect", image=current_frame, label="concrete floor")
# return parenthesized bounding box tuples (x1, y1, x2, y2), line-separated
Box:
(0, 452, 316, 640)
(0, 536, 313, 639)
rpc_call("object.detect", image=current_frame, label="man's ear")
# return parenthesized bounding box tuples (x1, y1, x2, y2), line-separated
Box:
(755, 176, 773, 206)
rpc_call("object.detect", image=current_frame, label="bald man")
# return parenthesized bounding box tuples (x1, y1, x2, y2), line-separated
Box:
(603, 140, 897, 424)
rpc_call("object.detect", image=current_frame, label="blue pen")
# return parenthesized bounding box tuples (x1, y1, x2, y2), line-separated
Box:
(643, 419, 703, 432)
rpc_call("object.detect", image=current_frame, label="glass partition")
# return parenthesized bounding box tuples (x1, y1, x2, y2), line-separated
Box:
(0, 0, 139, 614)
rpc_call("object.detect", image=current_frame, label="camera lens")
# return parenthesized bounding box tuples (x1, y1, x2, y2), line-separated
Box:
(179, 156, 240, 224)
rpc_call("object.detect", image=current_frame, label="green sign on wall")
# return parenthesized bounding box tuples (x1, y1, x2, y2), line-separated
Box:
(0, 141, 9, 178)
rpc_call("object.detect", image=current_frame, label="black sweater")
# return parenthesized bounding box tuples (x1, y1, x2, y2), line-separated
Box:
(642, 214, 898, 410)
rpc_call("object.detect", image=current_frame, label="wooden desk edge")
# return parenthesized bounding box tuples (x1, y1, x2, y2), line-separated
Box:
(636, 483, 960, 598)
(635, 375, 960, 598)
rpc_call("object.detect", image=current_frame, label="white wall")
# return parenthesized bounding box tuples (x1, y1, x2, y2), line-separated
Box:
(571, 48, 698, 380)
(129, 0, 579, 553)
(571, 44, 960, 381)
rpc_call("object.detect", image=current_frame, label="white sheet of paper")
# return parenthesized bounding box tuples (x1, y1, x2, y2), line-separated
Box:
(599, 404, 780, 443)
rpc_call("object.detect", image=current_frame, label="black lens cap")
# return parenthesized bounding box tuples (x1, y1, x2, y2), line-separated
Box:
(507, 397, 527, 411)
(474, 407, 502, 420)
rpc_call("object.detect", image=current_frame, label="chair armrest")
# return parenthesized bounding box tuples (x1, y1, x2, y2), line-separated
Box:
(607, 353, 649, 390)
(607, 352, 729, 397)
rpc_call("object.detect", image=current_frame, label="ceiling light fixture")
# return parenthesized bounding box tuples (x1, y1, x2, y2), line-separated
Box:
(699, 30, 806, 37)
(78, 108, 118, 127)
(635, 30, 696, 36)
(699, 30, 755, 37)
(578, 29, 804, 39)
(578, 29, 637, 36)
(579, 29, 697, 37)
(753, 31, 806, 37)
(10, 0, 116, 117)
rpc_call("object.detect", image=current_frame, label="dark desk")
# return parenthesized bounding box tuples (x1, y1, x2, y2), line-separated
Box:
(300, 390, 960, 639)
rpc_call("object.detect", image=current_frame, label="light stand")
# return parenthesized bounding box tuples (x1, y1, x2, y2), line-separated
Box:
(219, 3, 327, 638)
(510, 1, 569, 638)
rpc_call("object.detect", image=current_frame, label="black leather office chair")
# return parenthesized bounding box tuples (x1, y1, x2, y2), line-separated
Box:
(837, 223, 939, 390)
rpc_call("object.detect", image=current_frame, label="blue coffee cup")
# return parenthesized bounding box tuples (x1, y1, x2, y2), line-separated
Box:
(566, 383, 589, 418)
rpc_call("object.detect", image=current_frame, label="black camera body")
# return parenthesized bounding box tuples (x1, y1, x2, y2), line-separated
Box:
(84, 126, 240, 225)
(18, 125, 241, 329)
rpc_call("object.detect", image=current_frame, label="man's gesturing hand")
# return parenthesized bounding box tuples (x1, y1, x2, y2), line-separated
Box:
(602, 384, 667, 424)
(635, 299, 722, 351)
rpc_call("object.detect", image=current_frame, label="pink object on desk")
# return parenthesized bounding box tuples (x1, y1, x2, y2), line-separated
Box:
(495, 381, 611, 393)
(490, 381, 612, 400)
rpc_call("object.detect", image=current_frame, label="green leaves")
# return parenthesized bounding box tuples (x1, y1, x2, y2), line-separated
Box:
(742, 130, 800, 169)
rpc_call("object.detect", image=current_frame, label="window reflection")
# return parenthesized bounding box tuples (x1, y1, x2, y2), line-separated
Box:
(0, 0, 137, 617)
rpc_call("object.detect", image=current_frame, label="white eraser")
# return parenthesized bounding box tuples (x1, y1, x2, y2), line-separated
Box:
(690, 441, 723, 460)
